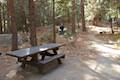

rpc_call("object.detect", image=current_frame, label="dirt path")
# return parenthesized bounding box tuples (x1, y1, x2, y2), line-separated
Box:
(1, 28, 120, 80)
(25, 32, 120, 80)
(80, 33, 120, 80)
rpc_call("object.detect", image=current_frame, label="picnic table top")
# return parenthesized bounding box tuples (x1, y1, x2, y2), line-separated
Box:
(6, 43, 64, 58)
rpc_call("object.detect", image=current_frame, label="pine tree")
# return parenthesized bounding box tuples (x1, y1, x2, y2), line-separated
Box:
(52, 0, 56, 42)
(29, 0, 37, 60)
(81, 0, 86, 31)
(71, 0, 76, 33)
(7, 0, 18, 50)
(29, 0, 37, 46)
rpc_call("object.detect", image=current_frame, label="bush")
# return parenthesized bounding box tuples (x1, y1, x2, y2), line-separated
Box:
(112, 34, 120, 41)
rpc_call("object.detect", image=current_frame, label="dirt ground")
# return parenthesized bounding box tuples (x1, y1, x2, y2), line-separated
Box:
(1, 25, 120, 80)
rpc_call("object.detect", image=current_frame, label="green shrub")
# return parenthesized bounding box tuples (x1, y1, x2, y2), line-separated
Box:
(112, 34, 120, 41)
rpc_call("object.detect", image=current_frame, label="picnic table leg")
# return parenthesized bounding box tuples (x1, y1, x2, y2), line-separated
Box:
(41, 53, 46, 60)
(53, 48, 62, 64)
(21, 63, 25, 68)
(53, 48, 59, 55)
(31, 54, 38, 61)
(18, 57, 27, 69)
(57, 59, 62, 64)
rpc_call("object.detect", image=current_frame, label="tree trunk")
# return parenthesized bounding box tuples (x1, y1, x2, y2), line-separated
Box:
(7, 0, 18, 51)
(109, 18, 114, 34)
(92, 13, 101, 26)
(43, 0, 46, 26)
(2, 4, 6, 33)
(7, 2, 10, 33)
(0, 2, 3, 34)
(29, 0, 37, 46)
(19, 0, 28, 33)
(81, 0, 86, 32)
(29, 0, 37, 60)
(47, 1, 52, 25)
(52, 0, 56, 43)
(71, 0, 76, 33)
(67, 8, 70, 24)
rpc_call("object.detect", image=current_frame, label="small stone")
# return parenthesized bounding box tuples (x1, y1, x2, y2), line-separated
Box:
(6, 70, 25, 80)
(6, 70, 17, 79)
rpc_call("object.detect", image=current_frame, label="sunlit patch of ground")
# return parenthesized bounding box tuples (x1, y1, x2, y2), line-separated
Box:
(91, 41, 120, 57)
(82, 29, 120, 80)
(88, 25, 111, 33)
(86, 26, 120, 58)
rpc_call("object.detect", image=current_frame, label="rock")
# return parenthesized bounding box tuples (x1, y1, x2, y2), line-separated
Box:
(6, 70, 25, 80)
(6, 70, 17, 79)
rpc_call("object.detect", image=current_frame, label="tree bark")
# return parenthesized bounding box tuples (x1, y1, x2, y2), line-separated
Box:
(71, 0, 76, 33)
(7, 0, 18, 51)
(109, 18, 114, 34)
(52, 0, 56, 43)
(7, 2, 10, 33)
(29, 0, 37, 46)
(19, 0, 28, 33)
(29, 0, 37, 60)
(81, 0, 86, 32)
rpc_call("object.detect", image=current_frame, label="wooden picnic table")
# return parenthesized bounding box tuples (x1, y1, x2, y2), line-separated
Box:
(6, 43, 65, 73)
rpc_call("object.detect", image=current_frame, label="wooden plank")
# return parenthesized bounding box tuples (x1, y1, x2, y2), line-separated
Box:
(37, 54, 65, 73)
(39, 59, 59, 73)
(38, 54, 65, 64)
(6, 43, 64, 58)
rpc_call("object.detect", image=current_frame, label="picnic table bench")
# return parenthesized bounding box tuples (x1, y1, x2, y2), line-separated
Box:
(6, 43, 65, 73)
